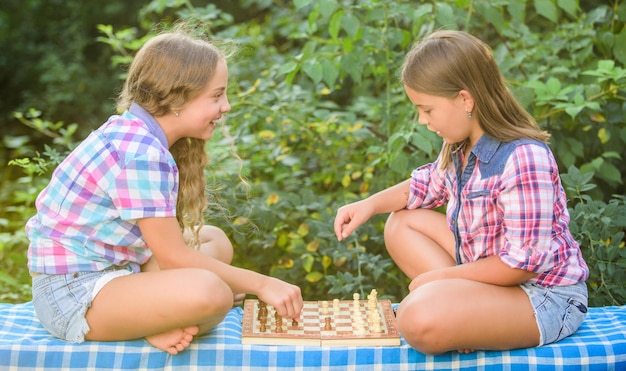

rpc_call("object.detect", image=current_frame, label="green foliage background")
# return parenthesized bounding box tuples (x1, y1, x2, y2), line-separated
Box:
(1, 0, 625, 306)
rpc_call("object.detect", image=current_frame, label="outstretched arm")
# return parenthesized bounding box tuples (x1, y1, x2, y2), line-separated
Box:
(138, 217, 303, 318)
(334, 179, 411, 241)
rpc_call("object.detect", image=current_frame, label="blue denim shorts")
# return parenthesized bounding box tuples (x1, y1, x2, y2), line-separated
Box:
(520, 281, 588, 346)
(31, 267, 132, 343)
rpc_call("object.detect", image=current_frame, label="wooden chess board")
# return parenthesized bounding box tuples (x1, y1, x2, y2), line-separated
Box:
(241, 298, 400, 346)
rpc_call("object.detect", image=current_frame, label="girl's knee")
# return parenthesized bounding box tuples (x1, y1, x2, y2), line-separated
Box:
(193, 270, 233, 313)
(385, 209, 437, 235)
(384, 210, 410, 247)
(198, 225, 234, 264)
(396, 290, 448, 354)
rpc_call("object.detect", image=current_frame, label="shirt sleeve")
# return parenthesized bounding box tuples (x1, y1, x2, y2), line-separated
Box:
(407, 154, 449, 210)
(497, 143, 560, 273)
(108, 149, 178, 220)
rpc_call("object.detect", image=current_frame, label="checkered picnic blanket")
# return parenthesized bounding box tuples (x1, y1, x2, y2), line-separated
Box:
(0, 302, 624, 370)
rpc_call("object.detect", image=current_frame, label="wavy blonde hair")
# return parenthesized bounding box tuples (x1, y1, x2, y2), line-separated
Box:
(117, 26, 224, 248)
(400, 30, 550, 170)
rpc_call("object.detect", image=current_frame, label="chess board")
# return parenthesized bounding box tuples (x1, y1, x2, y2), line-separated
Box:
(241, 298, 400, 346)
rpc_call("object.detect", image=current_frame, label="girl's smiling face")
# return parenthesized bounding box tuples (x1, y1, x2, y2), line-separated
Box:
(172, 58, 231, 143)
(404, 85, 482, 147)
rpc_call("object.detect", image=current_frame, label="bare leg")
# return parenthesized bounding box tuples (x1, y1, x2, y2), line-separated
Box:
(384, 209, 539, 353)
(86, 225, 237, 354)
(384, 208, 456, 278)
(396, 279, 539, 354)
(85, 268, 233, 354)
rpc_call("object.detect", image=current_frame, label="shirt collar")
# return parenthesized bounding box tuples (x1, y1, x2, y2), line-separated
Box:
(129, 103, 169, 148)
(470, 134, 500, 164)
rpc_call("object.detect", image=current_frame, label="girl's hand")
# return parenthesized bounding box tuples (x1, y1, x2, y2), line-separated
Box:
(256, 277, 303, 319)
(333, 200, 374, 241)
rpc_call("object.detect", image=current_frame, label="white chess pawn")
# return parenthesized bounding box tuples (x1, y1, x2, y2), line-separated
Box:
(322, 300, 329, 315)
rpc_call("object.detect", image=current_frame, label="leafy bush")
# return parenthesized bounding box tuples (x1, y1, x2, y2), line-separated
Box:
(1, 0, 624, 306)
(562, 166, 626, 306)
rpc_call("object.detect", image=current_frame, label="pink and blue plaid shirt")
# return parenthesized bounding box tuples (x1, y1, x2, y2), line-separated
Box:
(26, 104, 178, 274)
(407, 135, 589, 287)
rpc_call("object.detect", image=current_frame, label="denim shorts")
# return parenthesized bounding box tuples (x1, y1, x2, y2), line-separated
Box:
(31, 267, 132, 343)
(520, 280, 588, 346)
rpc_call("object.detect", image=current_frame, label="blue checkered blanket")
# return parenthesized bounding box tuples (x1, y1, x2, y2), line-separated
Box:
(0, 302, 624, 370)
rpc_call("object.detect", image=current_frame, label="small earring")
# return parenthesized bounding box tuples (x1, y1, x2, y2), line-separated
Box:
(174, 111, 179, 117)
(467, 111, 473, 119)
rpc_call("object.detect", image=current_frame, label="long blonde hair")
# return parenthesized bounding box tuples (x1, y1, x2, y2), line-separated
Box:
(400, 30, 550, 169)
(117, 27, 224, 248)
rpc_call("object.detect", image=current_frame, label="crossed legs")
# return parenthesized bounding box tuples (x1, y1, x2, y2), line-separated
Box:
(85, 225, 235, 354)
(384, 209, 539, 354)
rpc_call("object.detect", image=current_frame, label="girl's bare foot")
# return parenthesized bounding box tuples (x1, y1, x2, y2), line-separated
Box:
(458, 349, 476, 354)
(145, 326, 199, 355)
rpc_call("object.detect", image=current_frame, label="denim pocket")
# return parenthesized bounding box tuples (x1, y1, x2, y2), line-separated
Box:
(554, 298, 588, 343)
(32, 275, 69, 339)
(31, 272, 95, 342)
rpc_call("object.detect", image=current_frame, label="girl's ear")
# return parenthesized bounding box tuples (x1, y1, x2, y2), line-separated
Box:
(458, 90, 475, 113)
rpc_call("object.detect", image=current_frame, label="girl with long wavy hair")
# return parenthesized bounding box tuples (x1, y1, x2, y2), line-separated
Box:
(26, 27, 302, 354)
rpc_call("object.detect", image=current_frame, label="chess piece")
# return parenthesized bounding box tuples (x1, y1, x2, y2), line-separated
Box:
(323, 317, 332, 331)
(258, 302, 268, 320)
(373, 322, 383, 333)
(292, 319, 298, 327)
(322, 300, 329, 315)
(259, 321, 266, 332)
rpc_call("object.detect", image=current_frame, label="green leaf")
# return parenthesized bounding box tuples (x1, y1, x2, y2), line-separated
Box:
(597, 128, 610, 144)
(305, 271, 325, 283)
(329, 10, 343, 40)
(615, 28, 626, 66)
(293, 0, 313, 10)
(340, 53, 363, 83)
(507, 0, 526, 24)
(599, 162, 623, 184)
(321, 59, 339, 87)
(303, 60, 323, 84)
(342, 13, 360, 38)
(278, 61, 298, 76)
(434, 2, 455, 28)
(302, 254, 314, 273)
(557, 0, 578, 18)
(483, 4, 505, 33)
(535, 0, 558, 23)
(318, 0, 338, 20)
(565, 106, 583, 119)
(602, 151, 622, 160)
(545, 77, 562, 96)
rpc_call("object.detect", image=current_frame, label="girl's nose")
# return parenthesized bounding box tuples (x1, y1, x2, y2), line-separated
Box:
(222, 98, 231, 113)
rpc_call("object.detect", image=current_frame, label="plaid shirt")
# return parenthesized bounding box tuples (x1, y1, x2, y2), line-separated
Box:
(26, 104, 178, 274)
(407, 134, 589, 287)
